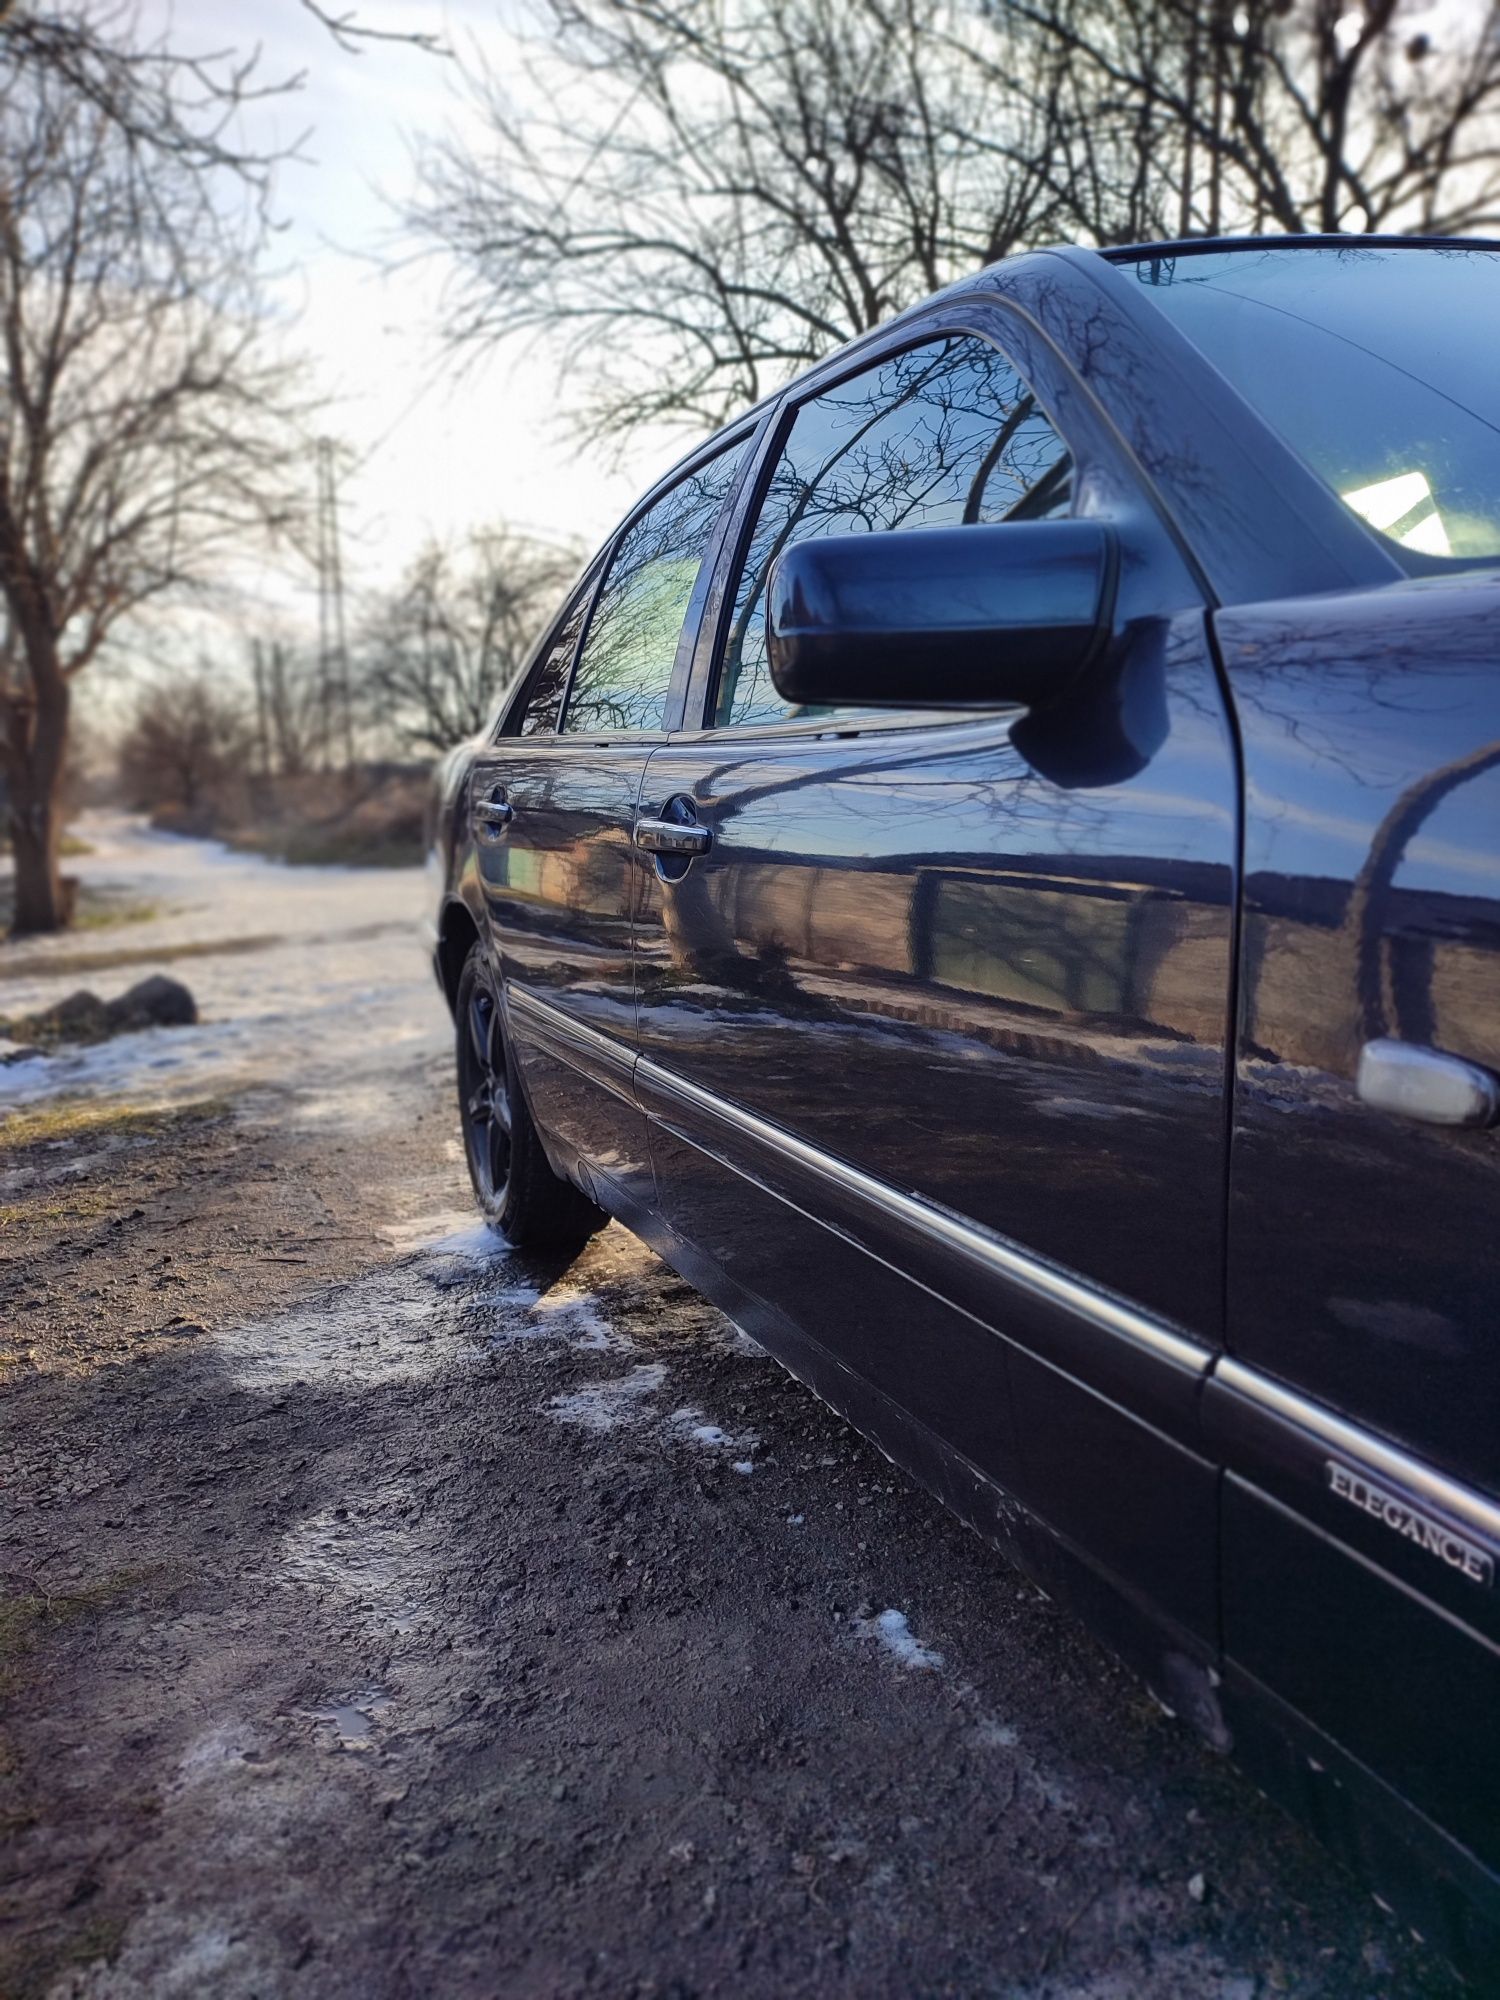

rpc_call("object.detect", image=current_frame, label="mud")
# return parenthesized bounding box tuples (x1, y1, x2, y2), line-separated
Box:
(0, 820, 1458, 1997)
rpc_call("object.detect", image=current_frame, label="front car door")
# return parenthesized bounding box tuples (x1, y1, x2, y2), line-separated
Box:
(632, 306, 1240, 1690)
(1118, 242, 1500, 1948)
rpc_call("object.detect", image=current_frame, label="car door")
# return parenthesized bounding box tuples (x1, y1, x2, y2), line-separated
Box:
(1206, 579, 1500, 1923)
(633, 316, 1240, 1660)
(467, 433, 751, 1212)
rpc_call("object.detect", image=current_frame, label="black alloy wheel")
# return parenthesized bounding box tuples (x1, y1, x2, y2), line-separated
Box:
(452, 942, 606, 1251)
(457, 954, 512, 1218)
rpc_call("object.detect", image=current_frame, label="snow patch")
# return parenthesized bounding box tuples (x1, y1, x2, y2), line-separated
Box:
(546, 1362, 668, 1432)
(854, 1607, 944, 1672)
(531, 1283, 623, 1352)
(383, 1212, 508, 1257)
(667, 1406, 758, 1457)
(973, 1716, 1020, 1749)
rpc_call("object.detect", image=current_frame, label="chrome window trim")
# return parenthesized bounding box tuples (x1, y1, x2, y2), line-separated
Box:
(661, 704, 1024, 747)
(1216, 1359, 1500, 1549)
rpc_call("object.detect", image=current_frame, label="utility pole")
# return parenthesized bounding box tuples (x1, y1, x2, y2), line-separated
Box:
(314, 438, 354, 775)
(250, 637, 271, 782)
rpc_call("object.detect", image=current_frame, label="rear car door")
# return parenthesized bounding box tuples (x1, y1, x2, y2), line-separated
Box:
(633, 315, 1241, 1661)
(467, 434, 750, 1212)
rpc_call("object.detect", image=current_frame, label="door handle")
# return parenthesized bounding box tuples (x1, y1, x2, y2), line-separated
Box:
(1357, 1038, 1499, 1127)
(634, 811, 711, 858)
(472, 787, 514, 841)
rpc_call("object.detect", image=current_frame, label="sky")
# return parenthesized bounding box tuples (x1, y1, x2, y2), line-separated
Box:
(132, 0, 681, 657)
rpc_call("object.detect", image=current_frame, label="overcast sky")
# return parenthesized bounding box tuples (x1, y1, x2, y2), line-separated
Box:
(134, 1, 677, 647)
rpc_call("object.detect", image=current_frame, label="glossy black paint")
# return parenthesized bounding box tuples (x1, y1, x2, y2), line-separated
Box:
(462, 740, 658, 1209)
(765, 520, 1117, 708)
(433, 239, 1500, 1968)
(1202, 575, 1500, 1901)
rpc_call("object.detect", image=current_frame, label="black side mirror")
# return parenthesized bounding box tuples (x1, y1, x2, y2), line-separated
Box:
(766, 520, 1118, 711)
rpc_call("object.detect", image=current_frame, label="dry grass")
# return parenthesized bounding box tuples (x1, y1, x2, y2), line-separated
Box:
(0, 1096, 231, 1150)
(0, 1186, 118, 1230)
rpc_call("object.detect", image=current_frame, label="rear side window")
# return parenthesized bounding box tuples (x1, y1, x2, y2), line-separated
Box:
(715, 336, 1072, 730)
(563, 437, 749, 735)
(509, 581, 594, 736)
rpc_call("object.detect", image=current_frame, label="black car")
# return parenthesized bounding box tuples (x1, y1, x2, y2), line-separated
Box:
(431, 236, 1500, 1969)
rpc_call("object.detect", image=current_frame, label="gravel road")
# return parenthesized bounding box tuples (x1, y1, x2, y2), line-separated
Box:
(0, 820, 1457, 1997)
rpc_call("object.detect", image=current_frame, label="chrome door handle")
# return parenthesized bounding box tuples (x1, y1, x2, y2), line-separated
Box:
(634, 816, 711, 857)
(473, 788, 514, 841)
(1357, 1038, 1499, 1127)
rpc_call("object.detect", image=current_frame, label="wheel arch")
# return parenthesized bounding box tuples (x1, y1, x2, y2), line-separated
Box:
(436, 897, 482, 1016)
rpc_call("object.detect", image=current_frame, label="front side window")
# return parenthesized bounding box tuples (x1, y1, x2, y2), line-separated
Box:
(509, 577, 595, 737)
(1125, 245, 1500, 567)
(563, 437, 749, 735)
(715, 335, 1073, 730)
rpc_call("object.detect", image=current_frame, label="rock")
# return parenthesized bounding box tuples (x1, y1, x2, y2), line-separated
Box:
(5, 988, 113, 1045)
(2, 973, 197, 1047)
(105, 975, 197, 1032)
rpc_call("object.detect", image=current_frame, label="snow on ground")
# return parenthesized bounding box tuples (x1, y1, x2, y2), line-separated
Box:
(853, 1605, 945, 1672)
(547, 1362, 670, 1432)
(0, 812, 445, 1116)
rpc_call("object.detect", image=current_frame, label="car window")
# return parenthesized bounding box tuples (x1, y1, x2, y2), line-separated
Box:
(508, 579, 595, 737)
(563, 437, 750, 735)
(715, 336, 1073, 731)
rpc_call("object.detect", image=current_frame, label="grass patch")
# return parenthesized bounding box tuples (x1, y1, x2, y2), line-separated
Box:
(0, 883, 157, 937)
(0, 1568, 154, 1996)
(0, 929, 281, 983)
(72, 897, 160, 933)
(0, 830, 93, 859)
(0, 1186, 118, 1230)
(0, 1913, 128, 2000)
(0, 1096, 231, 1150)
(0, 1568, 160, 1697)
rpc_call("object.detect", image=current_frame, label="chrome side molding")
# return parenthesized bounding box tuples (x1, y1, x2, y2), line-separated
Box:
(1218, 1358, 1500, 1552)
(502, 985, 1500, 1557)
(1357, 1038, 1499, 1128)
(635, 1048, 1209, 1379)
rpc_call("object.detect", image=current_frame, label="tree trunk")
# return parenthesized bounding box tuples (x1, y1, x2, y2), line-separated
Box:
(3, 658, 73, 936)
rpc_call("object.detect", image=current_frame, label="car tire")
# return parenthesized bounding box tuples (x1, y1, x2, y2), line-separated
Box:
(454, 943, 605, 1254)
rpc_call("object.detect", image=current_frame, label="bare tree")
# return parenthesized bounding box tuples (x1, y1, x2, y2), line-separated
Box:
(118, 669, 252, 818)
(969, 0, 1500, 242)
(413, 0, 1500, 438)
(413, 0, 1074, 439)
(250, 635, 326, 780)
(355, 528, 581, 756)
(0, 10, 307, 933)
(0, 0, 445, 184)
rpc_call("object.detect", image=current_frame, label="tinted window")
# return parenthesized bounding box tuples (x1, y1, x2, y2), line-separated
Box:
(1125, 246, 1500, 566)
(511, 582, 593, 736)
(564, 438, 749, 735)
(716, 336, 1072, 730)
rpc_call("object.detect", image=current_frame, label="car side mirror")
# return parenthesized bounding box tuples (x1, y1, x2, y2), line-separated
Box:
(766, 520, 1118, 711)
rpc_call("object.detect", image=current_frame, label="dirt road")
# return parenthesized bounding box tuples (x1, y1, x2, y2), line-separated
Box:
(0, 821, 1454, 1997)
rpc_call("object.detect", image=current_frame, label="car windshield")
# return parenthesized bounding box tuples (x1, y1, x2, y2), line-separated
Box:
(1123, 244, 1500, 569)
